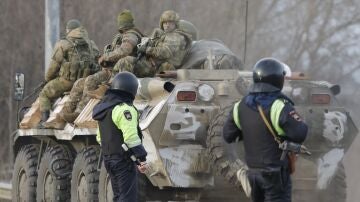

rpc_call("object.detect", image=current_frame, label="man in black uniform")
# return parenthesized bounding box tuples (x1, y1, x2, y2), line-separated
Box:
(93, 72, 147, 202)
(223, 58, 308, 202)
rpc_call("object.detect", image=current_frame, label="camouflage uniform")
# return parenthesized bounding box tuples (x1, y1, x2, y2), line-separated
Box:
(63, 78, 85, 115)
(62, 10, 143, 122)
(117, 10, 192, 78)
(39, 20, 99, 124)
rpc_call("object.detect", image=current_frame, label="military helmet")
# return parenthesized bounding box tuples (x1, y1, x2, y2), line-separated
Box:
(252, 57, 286, 91)
(117, 10, 135, 31)
(179, 19, 198, 40)
(111, 72, 139, 97)
(159, 10, 180, 30)
(66, 19, 81, 30)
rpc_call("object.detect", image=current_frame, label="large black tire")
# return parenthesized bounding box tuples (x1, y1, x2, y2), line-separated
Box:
(12, 144, 40, 202)
(98, 162, 147, 202)
(36, 144, 73, 202)
(71, 146, 100, 202)
(206, 104, 245, 189)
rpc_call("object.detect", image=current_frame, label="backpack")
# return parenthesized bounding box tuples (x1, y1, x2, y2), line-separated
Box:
(61, 39, 96, 81)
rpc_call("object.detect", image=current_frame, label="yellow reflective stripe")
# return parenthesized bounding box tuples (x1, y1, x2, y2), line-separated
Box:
(270, 99, 286, 136)
(112, 104, 141, 148)
(233, 101, 241, 129)
(96, 127, 101, 145)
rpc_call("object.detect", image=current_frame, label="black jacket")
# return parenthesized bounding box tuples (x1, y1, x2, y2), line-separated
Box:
(223, 93, 308, 168)
(93, 90, 147, 161)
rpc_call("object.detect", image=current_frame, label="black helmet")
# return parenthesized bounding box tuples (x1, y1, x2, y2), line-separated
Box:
(111, 72, 139, 97)
(251, 58, 285, 92)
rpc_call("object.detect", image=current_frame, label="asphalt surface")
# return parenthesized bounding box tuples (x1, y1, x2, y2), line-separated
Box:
(200, 175, 250, 202)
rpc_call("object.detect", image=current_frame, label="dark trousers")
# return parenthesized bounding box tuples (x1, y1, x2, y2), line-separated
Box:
(103, 154, 138, 202)
(247, 167, 291, 202)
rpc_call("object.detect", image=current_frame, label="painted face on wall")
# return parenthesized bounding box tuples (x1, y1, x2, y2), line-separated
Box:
(323, 111, 347, 144)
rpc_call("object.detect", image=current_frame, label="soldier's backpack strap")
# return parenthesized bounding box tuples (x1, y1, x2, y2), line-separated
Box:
(233, 101, 242, 129)
(64, 39, 77, 62)
(127, 30, 143, 43)
(111, 33, 123, 48)
(126, 29, 145, 55)
(132, 28, 146, 37)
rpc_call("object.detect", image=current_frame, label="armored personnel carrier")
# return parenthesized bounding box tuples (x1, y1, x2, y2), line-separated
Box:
(11, 37, 358, 201)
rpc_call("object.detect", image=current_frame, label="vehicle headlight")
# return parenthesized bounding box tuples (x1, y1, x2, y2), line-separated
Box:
(198, 84, 215, 101)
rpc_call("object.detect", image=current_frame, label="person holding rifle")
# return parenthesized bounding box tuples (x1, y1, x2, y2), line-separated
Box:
(222, 58, 308, 202)
(116, 10, 192, 77)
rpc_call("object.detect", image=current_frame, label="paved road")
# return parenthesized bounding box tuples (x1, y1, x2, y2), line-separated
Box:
(201, 175, 250, 202)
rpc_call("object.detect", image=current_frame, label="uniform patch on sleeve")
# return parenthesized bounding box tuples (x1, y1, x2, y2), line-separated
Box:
(124, 110, 132, 121)
(289, 110, 302, 121)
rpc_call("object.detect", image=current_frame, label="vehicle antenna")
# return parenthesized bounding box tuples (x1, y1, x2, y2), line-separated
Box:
(243, 0, 249, 65)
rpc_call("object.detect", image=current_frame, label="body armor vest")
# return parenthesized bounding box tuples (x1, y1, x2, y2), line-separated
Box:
(59, 39, 95, 82)
(152, 30, 191, 68)
(237, 100, 286, 168)
(97, 105, 142, 155)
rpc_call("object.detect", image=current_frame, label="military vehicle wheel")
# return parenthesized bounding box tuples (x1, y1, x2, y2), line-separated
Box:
(206, 104, 245, 188)
(98, 162, 147, 202)
(36, 144, 73, 201)
(12, 144, 40, 202)
(71, 146, 100, 202)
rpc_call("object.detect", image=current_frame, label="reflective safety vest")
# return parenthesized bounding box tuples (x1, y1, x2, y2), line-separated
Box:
(96, 103, 142, 155)
(232, 98, 288, 168)
(233, 99, 286, 136)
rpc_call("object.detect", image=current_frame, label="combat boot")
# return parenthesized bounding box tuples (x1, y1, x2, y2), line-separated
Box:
(37, 111, 50, 128)
(61, 111, 80, 123)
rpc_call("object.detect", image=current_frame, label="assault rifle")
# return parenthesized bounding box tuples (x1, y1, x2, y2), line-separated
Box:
(279, 140, 311, 160)
(22, 81, 47, 101)
(136, 37, 150, 61)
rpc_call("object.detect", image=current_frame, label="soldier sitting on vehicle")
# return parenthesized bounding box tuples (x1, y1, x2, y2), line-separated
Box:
(116, 10, 193, 77)
(38, 19, 99, 128)
(61, 10, 144, 123)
